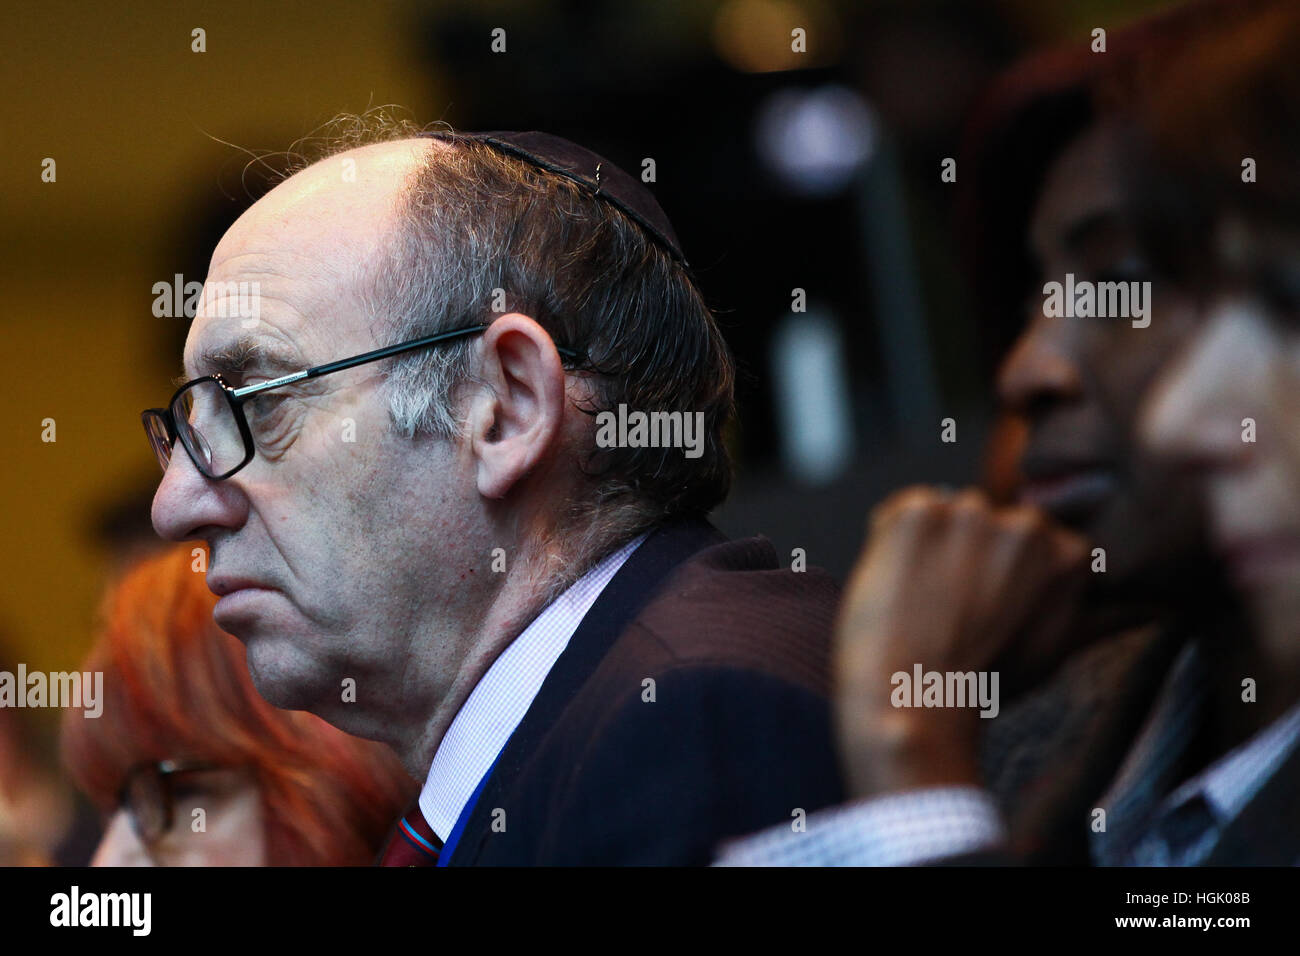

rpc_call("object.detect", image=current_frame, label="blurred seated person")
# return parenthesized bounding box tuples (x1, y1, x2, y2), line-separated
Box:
(62, 545, 417, 865)
(717, 0, 1273, 866)
(1133, 0, 1300, 863)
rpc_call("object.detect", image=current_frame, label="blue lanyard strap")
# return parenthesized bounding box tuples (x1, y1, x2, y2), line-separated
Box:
(437, 747, 506, 866)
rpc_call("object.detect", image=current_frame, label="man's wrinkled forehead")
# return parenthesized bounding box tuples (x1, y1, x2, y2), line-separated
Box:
(183, 139, 433, 381)
(180, 270, 341, 383)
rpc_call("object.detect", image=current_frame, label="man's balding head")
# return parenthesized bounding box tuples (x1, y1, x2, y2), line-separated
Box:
(148, 124, 734, 771)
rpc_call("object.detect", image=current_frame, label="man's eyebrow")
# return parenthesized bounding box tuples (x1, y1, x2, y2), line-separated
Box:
(189, 337, 303, 380)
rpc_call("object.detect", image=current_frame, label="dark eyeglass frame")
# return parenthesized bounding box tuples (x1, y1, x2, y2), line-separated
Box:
(118, 758, 224, 844)
(141, 324, 580, 481)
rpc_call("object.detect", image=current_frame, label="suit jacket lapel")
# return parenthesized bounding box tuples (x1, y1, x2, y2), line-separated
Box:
(449, 516, 726, 864)
(1003, 625, 1186, 864)
(1204, 734, 1300, 865)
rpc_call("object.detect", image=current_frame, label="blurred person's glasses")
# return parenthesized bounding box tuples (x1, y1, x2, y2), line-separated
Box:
(119, 759, 223, 844)
(141, 325, 580, 481)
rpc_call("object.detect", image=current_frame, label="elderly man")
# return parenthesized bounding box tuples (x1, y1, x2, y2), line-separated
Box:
(140, 129, 843, 865)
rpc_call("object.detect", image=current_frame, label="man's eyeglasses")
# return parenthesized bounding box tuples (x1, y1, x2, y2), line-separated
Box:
(141, 324, 579, 481)
(118, 759, 223, 844)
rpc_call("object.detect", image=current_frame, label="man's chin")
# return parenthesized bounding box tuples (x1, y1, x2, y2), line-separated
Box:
(241, 636, 327, 711)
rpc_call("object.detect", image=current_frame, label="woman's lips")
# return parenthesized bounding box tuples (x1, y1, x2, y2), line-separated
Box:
(1018, 467, 1118, 520)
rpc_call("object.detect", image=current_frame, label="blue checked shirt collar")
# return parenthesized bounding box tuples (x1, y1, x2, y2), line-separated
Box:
(417, 534, 647, 841)
(1091, 640, 1300, 866)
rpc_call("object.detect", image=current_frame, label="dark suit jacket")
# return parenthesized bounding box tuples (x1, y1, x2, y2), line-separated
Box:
(968, 623, 1300, 865)
(447, 517, 845, 865)
(969, 625, 1181, 864)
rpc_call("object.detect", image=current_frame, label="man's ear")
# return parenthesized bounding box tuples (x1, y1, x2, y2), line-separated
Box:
(467, 313, 567, 500)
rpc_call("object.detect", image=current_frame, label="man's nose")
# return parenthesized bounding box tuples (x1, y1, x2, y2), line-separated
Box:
(1140, 309, 1253, 470)
(996, 311, 1083, 417)
(151, 442, 248, 542)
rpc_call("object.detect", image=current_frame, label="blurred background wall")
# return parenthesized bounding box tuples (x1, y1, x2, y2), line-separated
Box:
(0, 0, 1185, 696)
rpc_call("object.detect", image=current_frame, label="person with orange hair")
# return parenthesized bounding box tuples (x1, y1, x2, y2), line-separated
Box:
(62, 545, 417, 865)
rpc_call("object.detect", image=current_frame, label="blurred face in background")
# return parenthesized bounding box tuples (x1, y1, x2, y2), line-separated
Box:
(92, 765, 265, 867)
(997, 118, 1207, 592)
(63, 546, 419, 867)
(1142, 217, 1300, 661)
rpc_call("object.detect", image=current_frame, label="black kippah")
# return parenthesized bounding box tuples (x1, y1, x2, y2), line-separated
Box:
(421, 129, 687, 266)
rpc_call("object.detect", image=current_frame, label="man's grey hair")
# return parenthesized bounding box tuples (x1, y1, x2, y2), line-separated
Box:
(287, 112, 735, 576)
